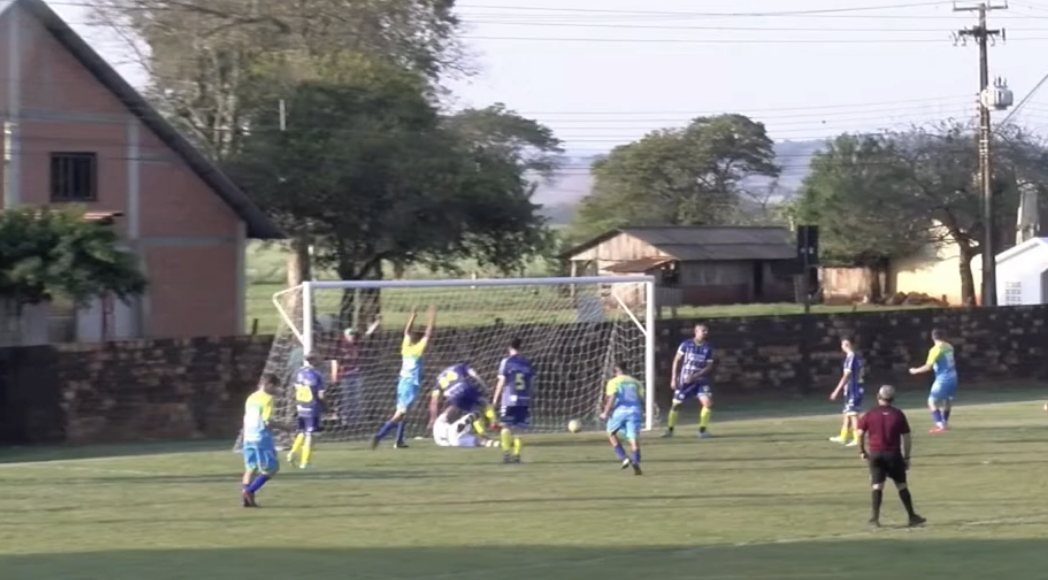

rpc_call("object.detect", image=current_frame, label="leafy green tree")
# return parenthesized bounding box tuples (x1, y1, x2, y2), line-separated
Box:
(791, 133, 929, 266)
(91, 0, 466, 156)
(227, 71, 555, 289)
(570, 114, 780, 240)
(0, 207, 147, 308)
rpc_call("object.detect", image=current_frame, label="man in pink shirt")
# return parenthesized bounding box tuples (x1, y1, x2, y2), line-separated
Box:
(330, 317, 381, 427)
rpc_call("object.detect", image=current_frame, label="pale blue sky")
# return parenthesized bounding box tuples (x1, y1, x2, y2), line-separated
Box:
(54, 0, 1048, 157)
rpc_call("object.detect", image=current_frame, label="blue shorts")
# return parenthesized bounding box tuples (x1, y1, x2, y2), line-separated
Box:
(929, 378, 957, 402)
(446, 383, 482, 412)
(674, 381, 712, 403)
(243, 440, 279, 473)
(296, 409, 322, 433)
(843, 395, 863, 415)
(606, 411, 641, 440)
(396, 378, 420, 412)
(499, 406, 530, 428)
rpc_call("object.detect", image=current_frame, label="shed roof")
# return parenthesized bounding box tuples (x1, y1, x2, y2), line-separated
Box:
(562, 226, 795, 261)
(604, 256, 674, 273)
(996, 237, 1048, 267)
(0, 0, 282, 239)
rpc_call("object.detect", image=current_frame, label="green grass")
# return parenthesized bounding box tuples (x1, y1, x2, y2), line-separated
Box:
(4, 387, 1048, 579)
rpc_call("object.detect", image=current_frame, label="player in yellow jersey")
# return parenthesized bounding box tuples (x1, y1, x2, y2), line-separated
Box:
(372, 306, 435, 449)
(600, 362, 643, 475)
(241, 374, 290, 507)
(909, 328, 958, 433)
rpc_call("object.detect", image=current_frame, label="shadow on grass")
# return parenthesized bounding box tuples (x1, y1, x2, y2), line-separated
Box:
(4, 540, 1048, 580)
(0, 439, 229, 465)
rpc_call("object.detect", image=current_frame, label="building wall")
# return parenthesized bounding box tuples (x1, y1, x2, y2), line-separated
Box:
(890, 240, 983, 305)
(0, 4, 246, 339)
(6, 305, 1046, 446)
(574, 232, 670, 272)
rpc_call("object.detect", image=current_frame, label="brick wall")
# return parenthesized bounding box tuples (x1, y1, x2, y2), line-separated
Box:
(1, 305, 1046, 446)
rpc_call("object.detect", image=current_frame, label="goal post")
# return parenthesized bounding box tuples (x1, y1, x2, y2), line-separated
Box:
(250, 275, 658, 446)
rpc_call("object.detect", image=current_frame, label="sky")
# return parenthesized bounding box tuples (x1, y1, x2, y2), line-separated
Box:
(52, 0, 1048, 156)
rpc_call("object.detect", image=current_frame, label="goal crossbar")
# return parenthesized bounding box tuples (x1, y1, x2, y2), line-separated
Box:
(285, 275, 658, 431)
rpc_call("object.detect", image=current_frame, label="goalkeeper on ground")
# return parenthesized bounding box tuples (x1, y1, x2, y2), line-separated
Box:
(432, 410, 499, 448)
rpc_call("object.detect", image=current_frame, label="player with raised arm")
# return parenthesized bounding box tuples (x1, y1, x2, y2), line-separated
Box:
(371, 306, 435, 449)
(664, 324, 715, 438)
(241, 373, 289, 507)
(287, 353, 326, 469)
(600, 362, 643, 475)
(909, 328, 957, 433)
(491, 338, 534, 464)
(829, 337, 865, 446)
(428, 361, 495, 437)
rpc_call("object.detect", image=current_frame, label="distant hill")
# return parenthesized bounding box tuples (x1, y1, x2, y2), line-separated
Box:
(535, 139, 828, 224)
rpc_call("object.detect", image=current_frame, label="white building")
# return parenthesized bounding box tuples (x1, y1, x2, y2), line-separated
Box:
(996, 237, 1048, 306)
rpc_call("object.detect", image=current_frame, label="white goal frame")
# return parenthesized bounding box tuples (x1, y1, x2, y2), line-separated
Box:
(273, 275, 658, 431)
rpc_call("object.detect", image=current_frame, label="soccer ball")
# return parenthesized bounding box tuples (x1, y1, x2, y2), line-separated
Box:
(568, 419, 582, 433)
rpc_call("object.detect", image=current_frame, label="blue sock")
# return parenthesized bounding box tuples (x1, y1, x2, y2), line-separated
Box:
(613, 444, 627, 460)
(631, 449, 641, 464)
(931, 409, 944, 425)
(375, 421, 396, 441)
(395, 423, 406, 444)
(247, 474, 270, 493)
(943, 408, 951, 422)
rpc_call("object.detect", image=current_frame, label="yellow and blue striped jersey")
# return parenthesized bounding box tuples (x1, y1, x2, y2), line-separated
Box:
(926, 343, 957, 381)
(400, 336, 428, 383)
(243, 391, 275, 444)
(606, 375, 644, 414)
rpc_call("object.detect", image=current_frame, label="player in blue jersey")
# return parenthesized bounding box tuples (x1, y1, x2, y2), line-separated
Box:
(428, 361, 495, 437)
(600, 362, 643, 475)
(287, 354, 326, 469)
(241, 373, 288, 507)
(665, 323, 715, 438)
(491, 338, 534, 464)
(829, 337, 865, 446)
(371, 305, 435, 449)
(909, 328, 957, 433)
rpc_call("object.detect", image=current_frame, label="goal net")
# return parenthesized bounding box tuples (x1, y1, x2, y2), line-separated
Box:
(235, 275, 656, 448)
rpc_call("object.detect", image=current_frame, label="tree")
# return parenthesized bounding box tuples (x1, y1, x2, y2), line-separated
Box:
(0, 207, 147, 308)
(793, 123, 1048, 305)
(226, 71, 554, 315)
(90, 0, 466, 157)
(792, 133, 931, 267)
(570, 114, 780, 240)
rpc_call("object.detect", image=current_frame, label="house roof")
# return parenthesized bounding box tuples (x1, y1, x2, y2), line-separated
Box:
(0, 0, 282, 239)
(996, 237, 1048, 266)
(561, 226, 796, 261)
(604, 256, 674, 273)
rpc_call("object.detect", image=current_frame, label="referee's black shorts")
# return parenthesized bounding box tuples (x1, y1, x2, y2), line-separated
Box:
(867, 451, 907, 485)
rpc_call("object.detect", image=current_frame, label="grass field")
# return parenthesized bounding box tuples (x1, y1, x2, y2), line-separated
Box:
(3, 386, 1048, 579)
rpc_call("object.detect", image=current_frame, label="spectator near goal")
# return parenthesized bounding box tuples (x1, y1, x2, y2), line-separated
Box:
(328, 318, 381, 426)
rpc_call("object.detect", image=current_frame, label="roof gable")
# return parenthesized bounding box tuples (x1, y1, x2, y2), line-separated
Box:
(0, 0, 281, 239)
(996, 237, 1048, 266)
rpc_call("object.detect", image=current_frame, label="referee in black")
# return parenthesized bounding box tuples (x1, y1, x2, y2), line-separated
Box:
(854, 385, 926, 528)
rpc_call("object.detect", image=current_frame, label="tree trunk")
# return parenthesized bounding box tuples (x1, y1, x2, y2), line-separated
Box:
(957, 244, 977, 306)
(336, 257, 383, 328)
(283, 237, 313, 330)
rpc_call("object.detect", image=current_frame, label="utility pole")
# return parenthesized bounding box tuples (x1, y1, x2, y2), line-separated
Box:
(953, 2, 1011, 307)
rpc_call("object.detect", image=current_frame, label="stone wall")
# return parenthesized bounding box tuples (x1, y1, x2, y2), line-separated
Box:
(1, 305, 1046, 446)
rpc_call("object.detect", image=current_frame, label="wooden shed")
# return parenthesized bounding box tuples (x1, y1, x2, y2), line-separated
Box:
(561, 226, 798, 306)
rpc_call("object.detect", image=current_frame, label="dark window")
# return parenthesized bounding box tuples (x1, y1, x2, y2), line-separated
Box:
(50, 152, 97, 202)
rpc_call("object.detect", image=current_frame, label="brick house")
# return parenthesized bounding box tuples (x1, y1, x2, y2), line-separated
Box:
(0, 0, 281, 343)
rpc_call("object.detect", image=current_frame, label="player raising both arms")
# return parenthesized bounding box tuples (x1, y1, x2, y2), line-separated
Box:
(371, 306, 435, 449)
(428, 361, 496, 439)
(909, 328, 957, 433)
(287, 354, 326, 469)
(829, 337, 865, 446)
(600, 362, 643, 475)
(492, 338, 534, 464)
(665, 323, 715, 438)
(241, 373, 289, 507)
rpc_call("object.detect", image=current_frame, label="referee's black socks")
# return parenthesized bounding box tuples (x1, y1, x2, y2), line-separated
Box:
(898, 488, 916, 517)
(871, 489, 883, 520)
